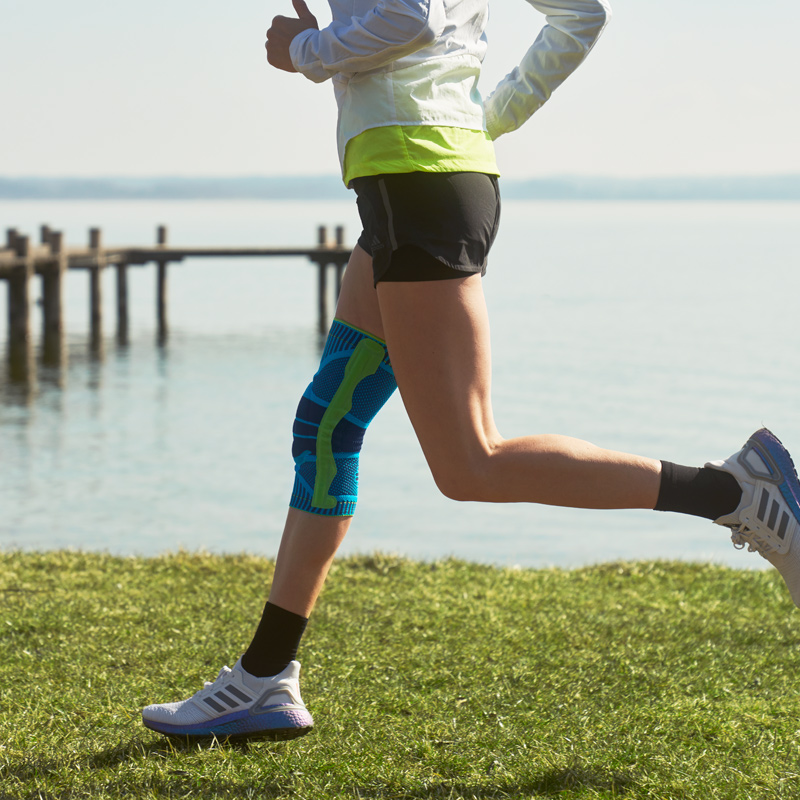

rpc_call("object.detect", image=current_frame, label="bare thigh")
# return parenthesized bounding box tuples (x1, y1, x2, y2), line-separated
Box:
(376, 275, 661, 508)
(376, 274, 499, 485)
(334, 243, 384, 340)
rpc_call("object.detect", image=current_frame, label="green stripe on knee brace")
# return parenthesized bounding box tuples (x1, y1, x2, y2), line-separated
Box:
(290, 318, 396, 517)
(312, 337, 386, 509)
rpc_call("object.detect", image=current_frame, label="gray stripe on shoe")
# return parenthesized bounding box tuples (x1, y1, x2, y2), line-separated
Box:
(203, 697, 226, 713)
(225, 686, 252, 703)
(768, 499, 781, 531)
(758, 489, 770, 521)
(778, 511, 790, 540)
(214, 691, 240, 709)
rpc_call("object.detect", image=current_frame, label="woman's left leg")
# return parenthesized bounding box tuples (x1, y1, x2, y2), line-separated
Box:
(376, 273, 663, 509)
(377, 269, 800, 610)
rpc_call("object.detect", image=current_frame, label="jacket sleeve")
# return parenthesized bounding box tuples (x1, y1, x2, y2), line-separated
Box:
(289, 0, 445, 83)
(483, 0, 611, 140)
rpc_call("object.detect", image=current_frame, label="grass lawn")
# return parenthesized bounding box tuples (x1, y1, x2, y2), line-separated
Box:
(1, 550, 799, 799)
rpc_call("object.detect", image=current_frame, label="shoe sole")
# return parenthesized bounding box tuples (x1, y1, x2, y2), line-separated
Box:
(145, 722, 314, 743)
(143, 707, 314, 742)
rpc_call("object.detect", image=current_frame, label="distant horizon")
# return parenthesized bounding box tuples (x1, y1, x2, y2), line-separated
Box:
(2, 174, 800, 202)
(3, 171, 799, 180)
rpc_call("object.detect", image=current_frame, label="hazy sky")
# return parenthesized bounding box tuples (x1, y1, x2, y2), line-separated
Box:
(3, 0, 799, 179)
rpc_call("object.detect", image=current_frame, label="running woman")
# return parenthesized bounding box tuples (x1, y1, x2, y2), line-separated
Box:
(142, 0, 800, 741)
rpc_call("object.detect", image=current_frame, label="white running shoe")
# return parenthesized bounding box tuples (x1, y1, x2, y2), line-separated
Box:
(706, 428, 800, 607)
(142, 659, 313, 741)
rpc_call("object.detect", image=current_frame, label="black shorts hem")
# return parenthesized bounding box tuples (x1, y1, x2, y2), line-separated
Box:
(374, 244, 485, 284)
(352, 172, 500, 286)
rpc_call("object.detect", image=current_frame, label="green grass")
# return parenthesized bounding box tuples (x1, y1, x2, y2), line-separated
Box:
(1, 550, 800, 799)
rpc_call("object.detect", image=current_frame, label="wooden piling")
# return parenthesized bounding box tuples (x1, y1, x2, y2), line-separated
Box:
(89, 227, 103, 348)
(316, 226, 329, 334)
(9, 234, 32, 343)
(156, 225, 168, 342)
(334, 225, 346, 300)
(41, 230, 67, 365)
(116, 263, 129, 344)
(7, 234, 34, 380)
(40, 224, 53, 247)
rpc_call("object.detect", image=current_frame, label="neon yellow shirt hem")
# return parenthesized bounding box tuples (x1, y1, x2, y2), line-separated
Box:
(343, 125, 499, 186)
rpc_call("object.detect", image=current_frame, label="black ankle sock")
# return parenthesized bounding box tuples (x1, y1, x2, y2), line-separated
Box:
(655, 461, 742, 521)
(240, 601, 308, 678)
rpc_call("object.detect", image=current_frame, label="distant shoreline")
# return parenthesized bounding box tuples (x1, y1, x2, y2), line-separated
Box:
(2, 174, 800, 201)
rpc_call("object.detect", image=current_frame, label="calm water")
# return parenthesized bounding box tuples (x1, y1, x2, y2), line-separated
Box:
(2, 199, 799, 569)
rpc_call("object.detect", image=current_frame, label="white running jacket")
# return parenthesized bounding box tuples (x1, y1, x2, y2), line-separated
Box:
(289, 0, 611, 169)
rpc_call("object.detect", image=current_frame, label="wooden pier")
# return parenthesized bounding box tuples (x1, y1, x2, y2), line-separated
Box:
(0, 224, 351, 380)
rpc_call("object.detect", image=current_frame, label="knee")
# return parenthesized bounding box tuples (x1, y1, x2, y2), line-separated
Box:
(428, 445, 496, 503)
(290, 320, 397, 516)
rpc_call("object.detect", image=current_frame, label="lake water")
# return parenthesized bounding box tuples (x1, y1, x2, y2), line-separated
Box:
(1, 198, 799, 569)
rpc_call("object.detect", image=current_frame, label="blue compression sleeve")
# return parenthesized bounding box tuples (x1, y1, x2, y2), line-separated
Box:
(290, 319, 397, 516)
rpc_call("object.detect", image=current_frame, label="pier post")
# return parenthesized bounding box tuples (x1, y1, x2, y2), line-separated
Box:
(7, 234, 34, 381)
(334, 225, 346, 300)
(316, 226, 329, 334)
(156, 225, 168, 343)
(41, 230, 67, 365)
(89, 227, 104, 348)
(116, 262, 129, 345)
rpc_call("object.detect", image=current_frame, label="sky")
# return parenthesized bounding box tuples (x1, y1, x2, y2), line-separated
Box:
(2, 0, 799, 179)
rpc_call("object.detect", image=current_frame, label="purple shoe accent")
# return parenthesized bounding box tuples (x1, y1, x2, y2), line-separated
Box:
(143, 706, 314, 741)
(753, 429, 800, 518)
(143, 708, 249, 735)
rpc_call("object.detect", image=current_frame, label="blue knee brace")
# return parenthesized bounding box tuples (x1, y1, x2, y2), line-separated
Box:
(290, 319, 396, 516)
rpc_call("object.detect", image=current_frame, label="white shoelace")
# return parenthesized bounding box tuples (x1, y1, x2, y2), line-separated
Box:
(192, 666, 232, 699)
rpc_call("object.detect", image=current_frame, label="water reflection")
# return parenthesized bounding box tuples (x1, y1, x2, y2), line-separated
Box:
(0, 332, 145, 413)
(41, 334, 67, 373)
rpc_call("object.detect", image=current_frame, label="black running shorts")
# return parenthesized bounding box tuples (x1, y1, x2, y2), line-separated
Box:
(352, 171, 501, 285)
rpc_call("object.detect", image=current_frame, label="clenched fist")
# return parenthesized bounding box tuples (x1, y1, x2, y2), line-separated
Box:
(266, 0, 319, 72)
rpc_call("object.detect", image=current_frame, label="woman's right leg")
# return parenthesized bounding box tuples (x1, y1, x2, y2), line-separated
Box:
(242, 243, 389, 666)
(141, 245, 390, 741)
(265, 243, 386, 619)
